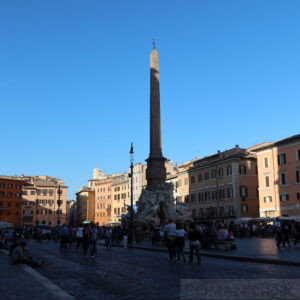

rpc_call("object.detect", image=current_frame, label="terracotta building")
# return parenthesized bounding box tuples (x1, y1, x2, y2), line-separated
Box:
(253, 134, 300, 217)
(94, 177, 114, 226)
(188, 146, 259, 221)
(76, 187, 95, 225)
(0, 176, 23, 226)
(21, 176, 67, 226)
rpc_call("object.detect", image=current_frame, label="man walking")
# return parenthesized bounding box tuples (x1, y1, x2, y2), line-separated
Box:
(59, 224, 69, 251)
(164, 219, 177, 262)
(89, 223, 98, 258)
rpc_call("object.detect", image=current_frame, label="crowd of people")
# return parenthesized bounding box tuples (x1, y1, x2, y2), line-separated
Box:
(2, 217, 300, 268)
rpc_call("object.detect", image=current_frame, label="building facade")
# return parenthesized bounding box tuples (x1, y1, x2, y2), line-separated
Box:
(94, 177, 114, 226)
(66, 200, 76, 226)
(112, 173, 130, 223)
(254, 134, 300, 217)
(0, 177, 23, 226)
(188, 146, 259, 222)
(75, 187, 95, 225)
(21, 176, 67, 226)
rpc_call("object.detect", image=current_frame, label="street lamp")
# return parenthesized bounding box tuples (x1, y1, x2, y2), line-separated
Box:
(129, 143, 134, 232)
(57, 185, 62, 226)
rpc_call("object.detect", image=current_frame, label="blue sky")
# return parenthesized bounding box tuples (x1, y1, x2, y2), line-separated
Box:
(1, 1, 299, 197)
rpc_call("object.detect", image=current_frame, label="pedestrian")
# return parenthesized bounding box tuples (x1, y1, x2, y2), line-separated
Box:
(274, 218, 282, 248)
(82, 224, 90, 257)
(89, 223, 98, 257)
(76, 224, 84, 250)
(59, 224, 69, 251)
(105, 228, 112, 248)
(164, 219, 177, 262)
(175, 222, 186, 263)
(187, 223, 201, 265)
(122, 227, 129, 248)
(282, 221, 291, 247)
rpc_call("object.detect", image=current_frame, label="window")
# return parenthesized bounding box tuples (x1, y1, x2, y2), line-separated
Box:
(227, 186, 233, 199)
(30, 191, 35, 195)
(218, 168, 224, 177)
(191, 176, 195, 184)
(199, 208, 204, 217)
(298, 149, 300, 161)
(8, 184, 13, 188)
(239, 165, 246, 175)
(280, 172, 287, 185)
(297, 192, 300, 200)
(226, 165, 232, 176)
(264, 157, 269, 168)
(22, 190, 28, 195)
(228, 205, 235, 216)
(192, 209, 196, 218)
(190, 194, 196, 203)
(36, 210, 39, 214)
(16, 184, 21, 189)
(16, 193, 20, 197)
(264, 196, 272, 203)
(0, 192, 4, 197)
(198, 174, 202, 182)
(211, 169, 216, 179)
(241, 204, 248, 213)
(204, 172, 209, 181)
(296, 169, 300, 183)
(278, 153, 286, 165)
(211, 190, 217, 201)
(265, 175, 270, 187)
(240, 186, 248, 198)
(204, 191, 210, 202)
(0, 183, 5, 188)
(280, 194, 289, 202)
(184, 195, 189, 203)
(37, 189, 41, 196)
(219, 206, 225, 216)
(219, 188, 225, 200)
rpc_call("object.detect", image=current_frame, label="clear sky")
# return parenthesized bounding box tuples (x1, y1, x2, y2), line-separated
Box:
(1, 1, 299, 197)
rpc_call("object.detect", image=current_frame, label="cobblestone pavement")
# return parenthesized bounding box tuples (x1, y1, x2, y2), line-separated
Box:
(2, 239, 298, 300)
(0, 251, 56, 300)
(138, 237, 300, 263)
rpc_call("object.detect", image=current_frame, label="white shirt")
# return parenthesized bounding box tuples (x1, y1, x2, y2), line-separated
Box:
(76, 227, 83, 238)
(164, 223, 176, 236)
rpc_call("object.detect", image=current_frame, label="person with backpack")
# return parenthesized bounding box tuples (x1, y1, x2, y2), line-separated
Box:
(187, 223, 201, 265)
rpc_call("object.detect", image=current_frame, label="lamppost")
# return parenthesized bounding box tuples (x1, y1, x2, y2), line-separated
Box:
(57, 185, 62, 226)
(129, 143, 134, 232)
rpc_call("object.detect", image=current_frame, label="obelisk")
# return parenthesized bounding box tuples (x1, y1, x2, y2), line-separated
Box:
(146, 41, 166, 187)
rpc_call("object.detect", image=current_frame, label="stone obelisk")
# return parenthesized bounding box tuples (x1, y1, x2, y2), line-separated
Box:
(146, 41, 166, 187)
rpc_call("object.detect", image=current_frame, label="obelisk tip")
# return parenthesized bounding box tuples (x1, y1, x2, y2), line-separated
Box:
(152, 38, 156, 50)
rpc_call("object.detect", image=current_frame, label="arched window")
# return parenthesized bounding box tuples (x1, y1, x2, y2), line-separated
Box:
(240, 186, 248, 199)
